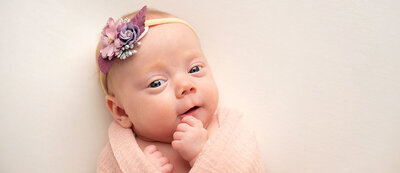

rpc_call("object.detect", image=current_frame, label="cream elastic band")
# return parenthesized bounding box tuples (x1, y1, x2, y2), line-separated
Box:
(145, 18, 197, 36)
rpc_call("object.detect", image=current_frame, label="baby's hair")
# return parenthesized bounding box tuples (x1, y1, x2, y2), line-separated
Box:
(96, 8, 175, 95)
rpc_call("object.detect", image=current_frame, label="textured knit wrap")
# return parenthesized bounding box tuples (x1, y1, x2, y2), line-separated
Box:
(97, 106, 265, 173)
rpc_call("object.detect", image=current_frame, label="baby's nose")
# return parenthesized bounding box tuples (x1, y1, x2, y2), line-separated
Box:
(176, 80, 196, 98)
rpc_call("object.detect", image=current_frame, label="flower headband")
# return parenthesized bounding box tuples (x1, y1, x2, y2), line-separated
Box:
(97, 5, 197, 74)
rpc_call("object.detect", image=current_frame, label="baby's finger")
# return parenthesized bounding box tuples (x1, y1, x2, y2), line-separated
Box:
(182, 116, 203, 128)
(161, 163, 173, 173)
(143, 145, 157, 155)
(173, 131, 184, 140)
(171, 140, 182, 150)
(152, 150, 163, 158)
(176, 122, 190, 132)
(158, 156, 169, 166)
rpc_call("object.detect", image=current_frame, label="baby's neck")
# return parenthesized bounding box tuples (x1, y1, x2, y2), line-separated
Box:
(134, 133, 166, 143)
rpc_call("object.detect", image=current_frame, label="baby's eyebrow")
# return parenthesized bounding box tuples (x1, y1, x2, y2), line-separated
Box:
(134, 59, 169, 82)
(142, 58, 167, 72)
(138, 49, 203, 75)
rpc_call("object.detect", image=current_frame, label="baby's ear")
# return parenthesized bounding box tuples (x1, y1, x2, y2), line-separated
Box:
(105, 94, 133, 128)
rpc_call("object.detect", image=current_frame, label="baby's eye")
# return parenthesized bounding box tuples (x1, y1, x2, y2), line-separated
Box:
(148, 79, 165, 88)
(189, 66, 202, 73)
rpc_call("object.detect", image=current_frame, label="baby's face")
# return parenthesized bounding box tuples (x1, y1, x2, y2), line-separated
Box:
(110, 23, 219, 143)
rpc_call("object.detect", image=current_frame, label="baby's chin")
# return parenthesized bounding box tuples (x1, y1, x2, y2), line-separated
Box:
(134, 128, 176, 144)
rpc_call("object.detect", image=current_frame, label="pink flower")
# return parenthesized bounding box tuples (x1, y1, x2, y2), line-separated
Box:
(100, 18, 122, 60)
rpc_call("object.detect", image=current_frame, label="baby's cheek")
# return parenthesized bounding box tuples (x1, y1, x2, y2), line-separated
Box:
(149, 101, 178, 139)
(204, 78, 219, 104)
(206, 80, 219, 115)
(129, 92, 178, 142)
(136, 114, 177, 142)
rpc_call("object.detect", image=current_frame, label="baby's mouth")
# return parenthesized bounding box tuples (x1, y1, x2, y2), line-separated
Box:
(179, 106, 200, 117)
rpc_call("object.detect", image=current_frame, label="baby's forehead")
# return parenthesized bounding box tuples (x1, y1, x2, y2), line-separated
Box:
(109, 23, 204, 83)
(129, 24, 202, 62)
(145, 23, 200, 46)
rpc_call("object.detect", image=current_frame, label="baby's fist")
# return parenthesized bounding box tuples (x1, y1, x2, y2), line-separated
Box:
(172, 116, 207, 166)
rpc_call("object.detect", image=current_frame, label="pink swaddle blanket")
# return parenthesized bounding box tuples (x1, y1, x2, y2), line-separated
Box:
(97, 107, 265, 172)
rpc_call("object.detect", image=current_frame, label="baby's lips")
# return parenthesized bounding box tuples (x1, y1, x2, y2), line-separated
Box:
(179, 106, 200, 119)
(178, 105, 193, 115)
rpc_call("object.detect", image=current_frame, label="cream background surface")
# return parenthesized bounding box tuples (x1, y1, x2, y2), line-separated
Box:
(1, 0, 399, 172)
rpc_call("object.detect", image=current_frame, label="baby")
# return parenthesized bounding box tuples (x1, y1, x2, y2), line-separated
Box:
(96, 6, 265, 173)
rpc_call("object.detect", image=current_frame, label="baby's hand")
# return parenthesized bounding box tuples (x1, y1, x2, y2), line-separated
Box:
(143, 145, 173, 173)
(172, 116, 208, 166)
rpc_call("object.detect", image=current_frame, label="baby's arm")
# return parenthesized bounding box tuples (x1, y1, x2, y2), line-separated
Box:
(171, 116, 208, 166)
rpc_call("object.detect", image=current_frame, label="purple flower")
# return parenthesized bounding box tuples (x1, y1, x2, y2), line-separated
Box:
(119, 23, 140, 46)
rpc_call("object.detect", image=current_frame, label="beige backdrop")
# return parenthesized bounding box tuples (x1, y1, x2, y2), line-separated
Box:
(0, 0, 399, 172)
